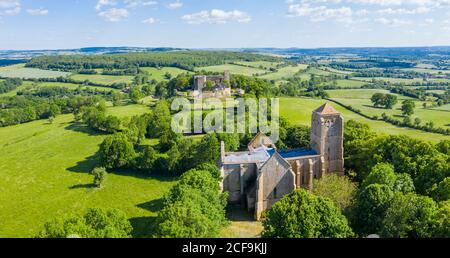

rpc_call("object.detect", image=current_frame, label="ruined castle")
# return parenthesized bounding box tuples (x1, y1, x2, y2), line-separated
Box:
(192, 71, 232, 98)
(219, 103, 345, 220)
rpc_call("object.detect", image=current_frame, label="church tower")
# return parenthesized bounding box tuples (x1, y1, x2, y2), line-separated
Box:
(310, 103, 344, 176)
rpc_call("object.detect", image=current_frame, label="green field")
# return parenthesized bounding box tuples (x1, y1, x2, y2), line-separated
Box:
(234, 61, 283, 70)
(197, 64, 267, 76)
(0, 81, 119, 97)
(326, 89, 450, 130)
(279, 97, 449, 143)
(259, 64, 308, 81)
(140, 67, 190, 81)
(352, 76, 450, 85)
(324, 79, 368, 88)
(0, 104, 180, 238)
(0, 64, 25, 71)
(70, 74, 134, 85)
(0, 67, 71, 79)
(402, 68, 450, 75)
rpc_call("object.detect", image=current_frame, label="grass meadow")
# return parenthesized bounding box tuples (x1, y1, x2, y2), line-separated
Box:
(0, 104, 180, 238)
(258, 64, 308, 81)
(140, 67, 191, 81)
(0, 67, 71, 79)
(0, 81, 119, 97)
(197, 64, 267, 76)
(326, 89, 450, 130)
(70, 74, 134, 85)
(279, 97, 449, 143)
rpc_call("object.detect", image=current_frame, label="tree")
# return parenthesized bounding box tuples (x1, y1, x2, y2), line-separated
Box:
(148, 100, 171, 138)
(381, 193, 438, 238)
(156, 188, 227, 238)
(99, 133, 136, 169)
(195, 163, 221, 180)
(371, 93, 385, 108)
(157, 169, 228, 238)
(262, 190, 353, 238)
(433, 201, 450, 237)
(431, 177, 450, 202)
(414, 117, 422, 127)
(135, 145, 158, 172)
(312, 174, 357, 213)
(284, 125, 311, 149)
(371, 93, 397, 109)
(352, 184, 394, 235)
(384, 94, 398, 109)
(91, 167, 107, 188)
(129, 87, 143, 104)
(362, 163, 397, 190)
(102, 115, 122, 133)
(164, 169, 222, 204)
(194, 133, 220, 166)
(37, 208, 133, 238)
(401, 100, 416, 117)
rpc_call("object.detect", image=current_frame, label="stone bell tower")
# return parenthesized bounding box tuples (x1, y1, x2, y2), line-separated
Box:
(310, 103, 344, 176)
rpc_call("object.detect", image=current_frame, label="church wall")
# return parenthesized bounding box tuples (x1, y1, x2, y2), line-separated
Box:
(222, 164, 241, 204)
(255, 156, 296, 220)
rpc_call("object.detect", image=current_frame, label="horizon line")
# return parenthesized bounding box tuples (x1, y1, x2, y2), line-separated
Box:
(2, 44, 450, 52)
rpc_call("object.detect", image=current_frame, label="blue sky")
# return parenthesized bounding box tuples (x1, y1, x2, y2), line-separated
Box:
(1, 0, 450, 50)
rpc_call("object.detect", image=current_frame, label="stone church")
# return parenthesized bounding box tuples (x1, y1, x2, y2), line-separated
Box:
(219, 103, 344, 220)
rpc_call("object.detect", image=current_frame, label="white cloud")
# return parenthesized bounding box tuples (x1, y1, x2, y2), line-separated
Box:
(375, 17, 412, 26)
(167, 1, 183, 9)
(376, 7, 430, 14)
(98, 8, 129, 22)
(0, 0, 21, 16)
(96, 0, 117, 11)
(142, 17, 159, 24)
(27, 8, 48, 16)
(125, 0, 157, 8)
(182, 9, 251, 24)
(287, 4, 353, 23)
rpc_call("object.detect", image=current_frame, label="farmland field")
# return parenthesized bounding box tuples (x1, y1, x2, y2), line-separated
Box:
(258, 64, 308, 81)
(324, 79, 368, 88)
(0, 104, 179, 238)
(279, 97, 449, 142)
(0, 67, 71, 79)
(140, 67, 190, 81)
(70, 74, 134, 85)
(326, 89, 450, 130)
(352, 76, 450, 85)
(0, 64, 25, 71)
(0, 81, 118, 97)
(234, 61, 283, 70)
(197, 64, 267, 76)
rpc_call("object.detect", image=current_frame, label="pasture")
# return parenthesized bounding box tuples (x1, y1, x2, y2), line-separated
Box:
(197, 64, 267, 77)
(258, 64, 308, 81)
(0, 67, 71, 79)
(234, 61, 283, 70)
(352, 77, 450, 85)
(0, 104, 179, 238)
(140, 67, 191, 81)
(279, 97, 449, 143)
(324, 79, 368, 88)
(70, 74, 134, 85)
(326, 89, 450, 130)
(0, 81, 118, 97)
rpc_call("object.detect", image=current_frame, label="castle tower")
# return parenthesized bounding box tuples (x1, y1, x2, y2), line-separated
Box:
(193, 75, 207, 91)
(310, 103, 344, 176)
(224, 70, 231, 82)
